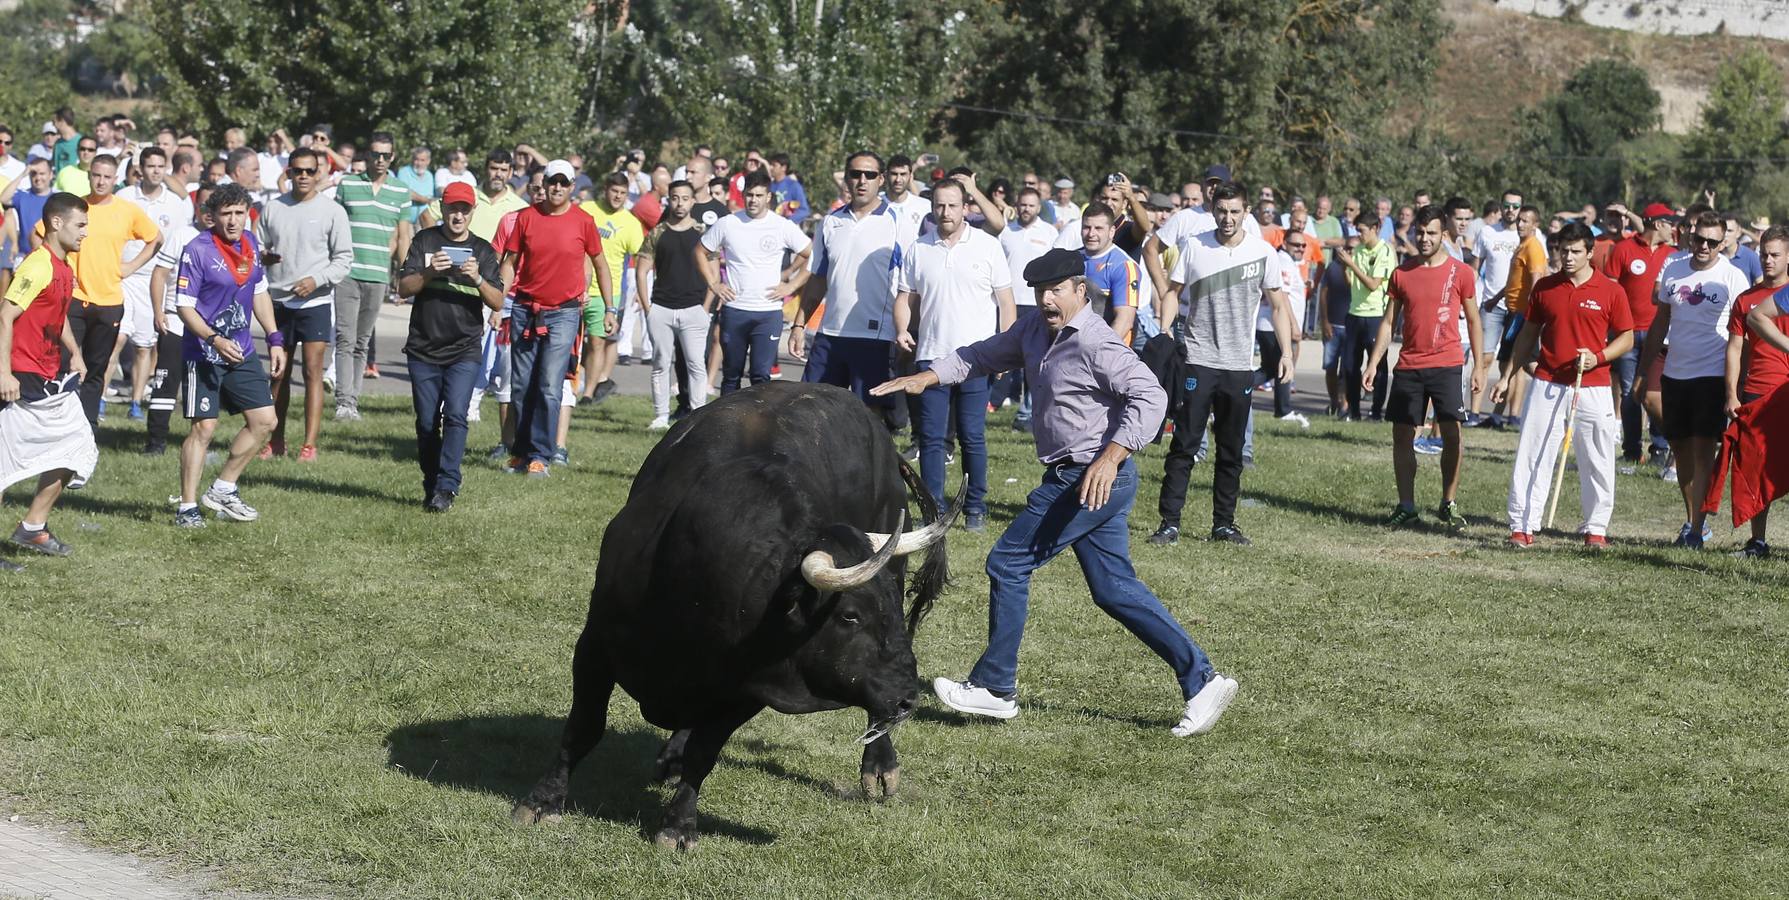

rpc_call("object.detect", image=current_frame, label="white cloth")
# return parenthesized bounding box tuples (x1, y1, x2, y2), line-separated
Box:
(1154, 207, 1262, 253)
(647, 304, 710, 418)
(117, 185, 187, 345)
(884, 192, 930, 251)
(809, 201, 901, 340)
(434, 168, 477, 195)
(0, 154, 24, 186)
(153, 222, 200, 335)
(1655, 255, 1749, 380)
(1261, 250, 1305, 331)
(700, 211, 810, 313)
(0, 387, 98, 492)
(1000, 218, 1056, 306)
(1507, 377, 1617, 536)
(897, 227, 1011, 361)
(1473, 221, 1521, 303)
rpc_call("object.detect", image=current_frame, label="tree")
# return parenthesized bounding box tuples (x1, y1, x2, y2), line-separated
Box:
(1683, 48, 1788, 204)
(0, 0, 79, 137)
(1511, 58, 1660, 207)
(143, 0, 604, 154)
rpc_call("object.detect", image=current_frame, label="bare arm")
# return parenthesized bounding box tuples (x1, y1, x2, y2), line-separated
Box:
(1726, 331, 1747, 415)
(1143, 234, 1171, 300)
(1635, 304, 1671, 394)
(0, 301, 18, 400)
(956, 174, 1006, 234)
(1747, 301, 1789, 355)
(253, 290, 287, 379)
(1361, 296, 1400, 391)
(635, 253, 654, 313)
(1493, 318, 1545, 403)
(893, 289, 918, 353)
(0, 169, 24, 207)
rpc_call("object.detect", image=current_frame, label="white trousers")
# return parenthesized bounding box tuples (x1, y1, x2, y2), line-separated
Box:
(648, 304, 710, 418)
(1507, 376, 1618, 535)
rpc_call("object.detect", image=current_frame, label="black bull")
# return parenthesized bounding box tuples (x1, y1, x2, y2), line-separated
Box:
(513, 382, 963, 850)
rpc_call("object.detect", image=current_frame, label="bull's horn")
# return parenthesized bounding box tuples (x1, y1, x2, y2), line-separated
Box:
(866, 475, 968, 557)
(801, 511, 907, 592)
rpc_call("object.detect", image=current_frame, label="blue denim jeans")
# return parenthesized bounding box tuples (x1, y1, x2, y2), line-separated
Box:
(968, 459, 1215, 700)
(509, 302, 582, 465)
(1612, 327, 1666, 458)
(915, 360, 988, 516)
(718, 306, 782, 394)
(408, 355, 478, 494)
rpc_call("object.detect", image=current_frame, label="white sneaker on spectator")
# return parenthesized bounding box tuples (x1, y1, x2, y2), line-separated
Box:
(647, 416, 671, 431)
(1172, 675, 1238, 737)
(1278, 412, 1311, 429)
(201, 487, 260, 522)
(932, 677, 1018, 720)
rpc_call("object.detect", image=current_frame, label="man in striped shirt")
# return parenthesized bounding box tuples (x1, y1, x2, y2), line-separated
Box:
(333, 131, 407, 421)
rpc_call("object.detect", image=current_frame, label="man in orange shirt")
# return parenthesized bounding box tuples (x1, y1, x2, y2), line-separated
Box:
(1483, 204, 1547, 428)
(66, 152, 158, 428)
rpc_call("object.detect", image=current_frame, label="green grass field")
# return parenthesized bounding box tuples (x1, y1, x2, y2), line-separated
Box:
(2, 394, 1785, 898)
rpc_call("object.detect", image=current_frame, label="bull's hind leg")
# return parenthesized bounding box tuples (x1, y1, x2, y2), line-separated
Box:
(652, 702, 761, 851)
(512, 651, 614, 825)
(653, 730, 692, 786)
(860, 731, 900, 800)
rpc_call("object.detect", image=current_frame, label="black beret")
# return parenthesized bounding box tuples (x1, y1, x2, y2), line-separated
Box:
(1023, 248, 1085, 287)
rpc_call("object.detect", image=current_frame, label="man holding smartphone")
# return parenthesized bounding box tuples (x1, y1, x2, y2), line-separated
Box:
(398, 182, 504, 511)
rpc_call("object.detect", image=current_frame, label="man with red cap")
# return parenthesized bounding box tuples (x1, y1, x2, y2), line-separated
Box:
(1601, 202, 1678, 463)
(397, 181, 505, 511)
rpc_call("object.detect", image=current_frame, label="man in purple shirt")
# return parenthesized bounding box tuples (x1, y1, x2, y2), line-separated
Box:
(173, 183, 287, 528)
(872, 248, 1238, 738)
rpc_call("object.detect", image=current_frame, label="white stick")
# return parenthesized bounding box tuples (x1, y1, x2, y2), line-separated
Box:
(1544, 367, 1584, 532)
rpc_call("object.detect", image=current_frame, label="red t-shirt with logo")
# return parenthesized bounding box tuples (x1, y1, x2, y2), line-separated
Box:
(2, 247, 76, 380)
(1526, 270, 1634, 387)
(1389, 256, 1476, 370)
(1729, 282, 1789, 398)
(508, 204, 602, 306)
(1600, 235, 1674, 332)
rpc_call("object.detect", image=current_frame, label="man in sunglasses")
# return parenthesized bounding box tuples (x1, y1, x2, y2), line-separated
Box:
(791, 151, 902, 409)
(52, 139, 96, 196)
(1636, 210, 1752, 549)
(1469, 189, 1525, 424)
(259, 147, 352, 461)
(332, 131, 409, 422)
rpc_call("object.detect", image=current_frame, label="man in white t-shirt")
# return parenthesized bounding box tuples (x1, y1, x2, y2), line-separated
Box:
(894, 180, 1016, 532)
(697, 168, 810, 394)
(1469, 189, 1524, 417)
(1152, 181, 1292, 548)
(791, 151, 903, 407)
(142, 185, 213, 455)
(1047, 178, 1080, 233)
(998, 187, 1057, 427)
(116, 146, 189, 420)
(883, 154, 930, 251)
(1141, 164, 1260, 302)
(1636, 209, 1751, 549)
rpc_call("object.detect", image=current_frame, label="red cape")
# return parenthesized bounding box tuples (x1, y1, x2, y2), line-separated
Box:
(1703, 384, 1789, 525)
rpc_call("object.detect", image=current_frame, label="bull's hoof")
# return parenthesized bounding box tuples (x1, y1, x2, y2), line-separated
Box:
(511, 801, 562, 826)
(861, 766, 900, 801)
(652, 825, 699, 852)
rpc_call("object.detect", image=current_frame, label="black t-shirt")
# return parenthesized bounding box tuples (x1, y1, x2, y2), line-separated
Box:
(400, 226, 504, 364)
(642, 222, 708, 310)
(691, 199, 728, 230)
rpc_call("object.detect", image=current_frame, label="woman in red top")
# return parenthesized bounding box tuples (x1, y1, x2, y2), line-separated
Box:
(1721, 225, 1789, 557)
(1494, 222, 1635, 548)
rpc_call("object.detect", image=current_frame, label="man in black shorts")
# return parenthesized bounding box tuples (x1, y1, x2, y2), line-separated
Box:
(1364, 206, 1484, 532)
(172, 184, 287, 527)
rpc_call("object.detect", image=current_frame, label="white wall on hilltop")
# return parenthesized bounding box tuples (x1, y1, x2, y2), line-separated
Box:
(1498, 0, 1789, 40)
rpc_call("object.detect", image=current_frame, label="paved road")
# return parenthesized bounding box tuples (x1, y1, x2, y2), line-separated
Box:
(0, 814, 277, 900)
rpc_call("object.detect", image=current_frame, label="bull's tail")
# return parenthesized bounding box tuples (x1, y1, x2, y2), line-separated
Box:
(897, 459, 957, 634)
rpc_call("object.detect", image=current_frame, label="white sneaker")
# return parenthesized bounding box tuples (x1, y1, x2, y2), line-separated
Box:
(1661, 465, 1679, 484)
(932, 677, 1018, 720)
(1278, 412, 1311, 429)
(201, 487, 260, 522)
(647, 416, 671, 431)
(1172, 675, 1238, 737)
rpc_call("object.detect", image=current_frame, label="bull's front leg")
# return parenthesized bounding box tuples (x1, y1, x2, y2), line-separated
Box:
(652, 703, 761, 852)
(653, 729, 692, 786)
(860, 729, 900, 800)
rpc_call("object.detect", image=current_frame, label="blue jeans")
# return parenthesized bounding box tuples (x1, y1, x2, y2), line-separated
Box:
(408, 355, 478, 494)
(1479, 302, 1509, 356)
(509, 302, 582, 465)
(718, 306, 782, 394)
(801, 333, 893, 406)
(969, 459, 1215, 700)
(1612, 327, 1666, 458)
(915, 360, 988, 515)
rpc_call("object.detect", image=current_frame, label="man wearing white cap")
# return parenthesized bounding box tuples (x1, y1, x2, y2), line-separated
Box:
(1047, 178, 1080, 234)
(25, 124, 55, 165)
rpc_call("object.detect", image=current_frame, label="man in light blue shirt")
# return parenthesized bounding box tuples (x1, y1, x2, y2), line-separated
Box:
(394, 146, 435, 226)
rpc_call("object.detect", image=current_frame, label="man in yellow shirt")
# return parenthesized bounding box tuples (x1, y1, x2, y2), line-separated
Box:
(1487, 204, 1547, 426)
(576, 171, 644, 403)
(67, 152, 158, 428)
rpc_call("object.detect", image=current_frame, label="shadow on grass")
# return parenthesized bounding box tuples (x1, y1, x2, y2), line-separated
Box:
(385, 714, 774, 845)
(254, 473, 417, 506)
(53, 490, 168, 522)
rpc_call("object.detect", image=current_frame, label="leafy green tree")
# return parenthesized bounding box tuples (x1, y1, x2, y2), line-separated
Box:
(143, 0, 600, 154)
(1683, 48, 1788, 204)
(1511, 58, 1660, 207)
(0, 0, 78, 137)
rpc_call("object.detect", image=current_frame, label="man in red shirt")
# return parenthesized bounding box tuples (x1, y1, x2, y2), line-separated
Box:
(1601, 202, 1677, 462)
(1722, 225, 1789, 558)
(1496, 222, 1635, 548)
(496, 159, 613, 477)
(0, 192, 92, 570)
(1364, 206, 1484, 532)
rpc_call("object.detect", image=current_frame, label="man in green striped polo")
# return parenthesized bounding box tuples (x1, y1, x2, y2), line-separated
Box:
(333, 131, 408, 421)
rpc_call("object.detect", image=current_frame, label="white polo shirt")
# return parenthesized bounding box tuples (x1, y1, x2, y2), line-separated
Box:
(1260, 248, 1305, 331)
(116, 184, 190, 308)
(700, 210, 811, 314)
(1654, 254, 1750, 380)
(885, 192, 930, 250)
(810, 200, 901, 340)
(897, 227, 1011, 362)
(1153, 206, 1262, 254)
(999, 218, 1056, 306)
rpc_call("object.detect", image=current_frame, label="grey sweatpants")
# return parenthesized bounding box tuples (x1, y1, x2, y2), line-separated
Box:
(334, 278, 385, 409)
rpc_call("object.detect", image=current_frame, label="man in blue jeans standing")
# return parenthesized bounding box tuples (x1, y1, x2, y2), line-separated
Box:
(790, 151, 901, 410)
(497, 160, 612, 477)
(697, 168, 811, 393)
(892, 179, 1016, 532)
(872, 248, 1238, 738)
(398, 182, 506, 511)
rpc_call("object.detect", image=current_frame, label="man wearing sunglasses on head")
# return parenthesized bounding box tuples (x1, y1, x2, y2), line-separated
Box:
(259, 147, 353, 461)
(333, 132, 409, 422)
